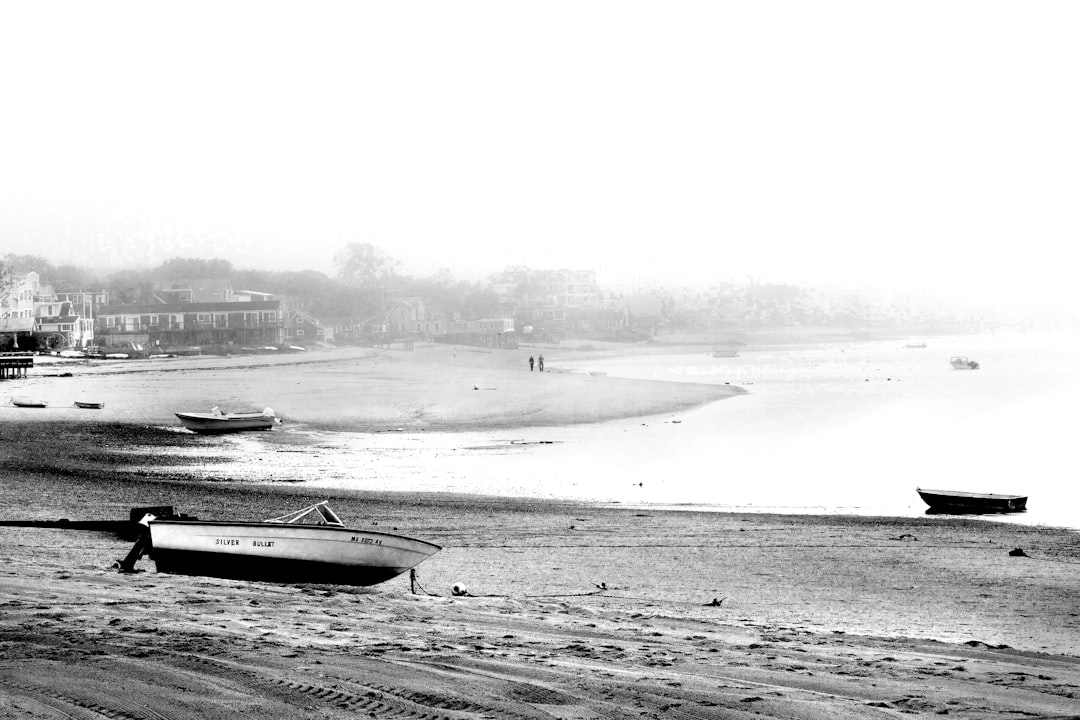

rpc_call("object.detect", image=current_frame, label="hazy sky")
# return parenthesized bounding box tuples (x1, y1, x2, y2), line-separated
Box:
(1, 2, 1077, 310)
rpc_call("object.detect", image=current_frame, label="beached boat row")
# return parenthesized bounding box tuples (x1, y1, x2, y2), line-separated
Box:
(8, 398, 281, 431)
(9, 397, 103, 409)
(114, 489, 1025, 590)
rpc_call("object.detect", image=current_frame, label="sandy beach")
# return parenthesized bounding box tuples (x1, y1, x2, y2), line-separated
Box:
(2, 343, 1079, 718)
(3, 342, 744, 431)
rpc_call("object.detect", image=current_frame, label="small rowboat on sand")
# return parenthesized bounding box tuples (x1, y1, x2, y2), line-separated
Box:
(74, 401, 105, 409)
(175, 406, 278, 433)
(917, 487, 1027, 514)
(11, 397, 48, 408)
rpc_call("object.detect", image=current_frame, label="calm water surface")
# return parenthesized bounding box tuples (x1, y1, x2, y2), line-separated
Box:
(301, 330, 1080, 530)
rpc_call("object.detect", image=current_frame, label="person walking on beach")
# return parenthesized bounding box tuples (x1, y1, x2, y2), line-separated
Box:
(528, 355, 535, 371)
(538, 354, 544, 372)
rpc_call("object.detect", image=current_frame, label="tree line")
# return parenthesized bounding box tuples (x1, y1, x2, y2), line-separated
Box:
(1, 243, 501, 323)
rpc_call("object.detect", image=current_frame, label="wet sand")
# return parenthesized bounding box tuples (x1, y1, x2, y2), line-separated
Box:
(1, 343, 1078, 718)
(7, 343, 744, 431)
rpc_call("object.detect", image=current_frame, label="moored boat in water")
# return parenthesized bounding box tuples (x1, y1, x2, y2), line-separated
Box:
(124, 502, 441, 586)
(917, 487, 1027, 514)
(950, 356, 980, 370)
(175, 406, 278, 433)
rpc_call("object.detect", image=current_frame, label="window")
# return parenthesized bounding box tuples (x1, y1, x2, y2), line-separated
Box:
(296, 329, 305, 336)
(106, 317, 116, 328)
(197, 313, 210, 323)
(150, 315, 160, 326)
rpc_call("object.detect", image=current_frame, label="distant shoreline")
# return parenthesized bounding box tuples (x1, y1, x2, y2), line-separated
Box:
(6, 341, 745, 433)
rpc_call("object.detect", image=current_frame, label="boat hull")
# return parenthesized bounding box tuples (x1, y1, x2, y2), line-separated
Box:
(917, 488, 1027, 514)
(148, 520, 441, 586)
(175, 412, 275, 433)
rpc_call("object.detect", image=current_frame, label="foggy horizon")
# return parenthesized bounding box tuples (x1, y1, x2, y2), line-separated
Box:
(3, 2, 1077, 316)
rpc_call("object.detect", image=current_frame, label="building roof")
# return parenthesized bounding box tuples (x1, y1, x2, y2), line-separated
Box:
(290, 308, 323, 325)
(98, 300, 280, 314)
(154, 278, 234, 303)
(0, 318, 35, 332)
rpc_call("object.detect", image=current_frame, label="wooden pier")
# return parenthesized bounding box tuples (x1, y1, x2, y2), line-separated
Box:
(0, 352, 33, 379)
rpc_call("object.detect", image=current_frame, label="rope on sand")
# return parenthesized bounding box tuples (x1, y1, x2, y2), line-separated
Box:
(1009, 550, 1080, 566)
(455, 542, 1018, 550)
(409, 572, 615, 599)
(523, 589, 608, 599)
(410, 577, 730, 606)
(447, 589, 610, 599)
(409, 569, 440, 597)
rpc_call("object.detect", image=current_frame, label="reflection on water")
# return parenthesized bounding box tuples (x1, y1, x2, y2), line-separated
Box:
(264, 331, 1080, 530)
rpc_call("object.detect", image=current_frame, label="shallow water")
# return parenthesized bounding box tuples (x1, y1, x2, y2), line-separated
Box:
(287, 329, 1080, 531)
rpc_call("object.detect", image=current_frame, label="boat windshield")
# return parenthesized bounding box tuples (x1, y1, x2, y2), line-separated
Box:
(265, 502, 344, 526)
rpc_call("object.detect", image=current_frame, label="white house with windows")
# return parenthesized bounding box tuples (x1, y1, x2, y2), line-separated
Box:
(35, 300, 95, 349)
(1, 272, 95, 349)
(1, 271, 41, 319)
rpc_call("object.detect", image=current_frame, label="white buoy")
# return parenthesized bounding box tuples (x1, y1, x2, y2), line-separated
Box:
(451, 583, 468, 597)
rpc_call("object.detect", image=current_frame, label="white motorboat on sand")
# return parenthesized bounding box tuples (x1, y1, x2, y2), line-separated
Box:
(121, 502, 441, 586)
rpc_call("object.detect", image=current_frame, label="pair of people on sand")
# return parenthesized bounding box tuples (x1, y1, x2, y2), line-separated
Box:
(528, 354, 544, 372)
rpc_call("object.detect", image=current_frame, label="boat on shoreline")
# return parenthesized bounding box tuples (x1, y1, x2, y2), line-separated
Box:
(11, 397, 48, 408)
(710, 347, 740, 358)
(125, 502, 441, 586)
(950, 356, 980, 370)
(175, 407, 278, 433)
(74, 400, 105, 409)
(917, 487, 1027, 514)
